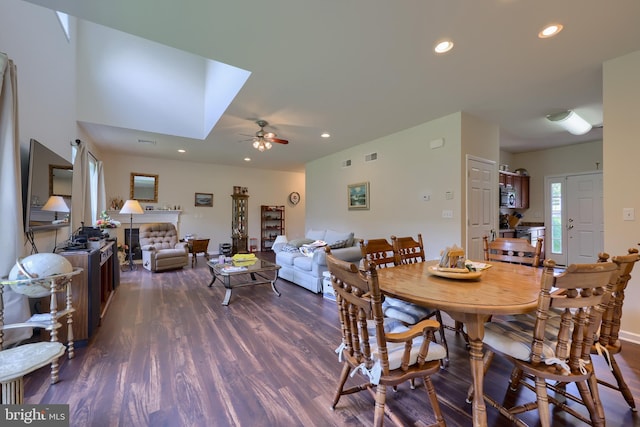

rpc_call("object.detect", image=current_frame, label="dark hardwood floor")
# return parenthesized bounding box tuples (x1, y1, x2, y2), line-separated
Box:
(23, 252, 640, 426)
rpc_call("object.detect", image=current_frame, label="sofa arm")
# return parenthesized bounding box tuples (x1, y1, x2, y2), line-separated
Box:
(313, 246, 362, 267)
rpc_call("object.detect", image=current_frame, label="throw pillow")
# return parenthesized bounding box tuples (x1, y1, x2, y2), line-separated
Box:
(281, 244, 300, 253)
(328, 239, 347, 249)
(325, 230, 354, 247)
(287, 238, 315, 248)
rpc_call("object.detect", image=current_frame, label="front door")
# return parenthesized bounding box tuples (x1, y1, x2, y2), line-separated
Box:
(466, 156, 496, 260)
(567, 173, 603, 264)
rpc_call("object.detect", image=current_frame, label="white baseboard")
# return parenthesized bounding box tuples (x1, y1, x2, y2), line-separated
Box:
(619, 330, 640, 345)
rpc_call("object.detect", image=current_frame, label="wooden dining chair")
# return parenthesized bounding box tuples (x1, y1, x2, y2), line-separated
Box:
(483, 236, 543, 267)
(325, 248, 446, 427)
(390, 234, 449, 366)
(189, 238, 210, 267)
(592, 248, 640, 411)
(469, 259, 617, 427)
(359, 239, 443, 365)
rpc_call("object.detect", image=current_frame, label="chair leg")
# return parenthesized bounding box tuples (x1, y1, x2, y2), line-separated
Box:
(509, 366, 524, 391)
(608, 354, 637, 411)
(423, 375, 446, 427)
(373, 384, 388, 427)
(331, 363, 351, 410)
(578, 376, 606, 427)
(434, 311, 449, 368)
(534, 376, 552, 427)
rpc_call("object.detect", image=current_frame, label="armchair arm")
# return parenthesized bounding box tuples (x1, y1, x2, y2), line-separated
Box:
(140, 244, 156, 251)
(175, 241, 188, 253)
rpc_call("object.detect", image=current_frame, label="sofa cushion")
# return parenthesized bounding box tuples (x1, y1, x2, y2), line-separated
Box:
(293, 255, 314, 272)
(306, 229, 326, 241)
(276, 250, 302, 266)
(325, 229, 354, 247)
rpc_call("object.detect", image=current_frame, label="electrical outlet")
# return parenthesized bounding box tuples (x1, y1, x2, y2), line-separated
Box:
(442, 209, 453, 218)
(422, 193, 431, 201)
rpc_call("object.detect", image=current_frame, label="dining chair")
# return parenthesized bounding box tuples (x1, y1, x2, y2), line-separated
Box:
(189, 238, 210, 267)
(325, 248, 446, 427)
(592, 248, 640, 411)
(483, 236, 543, 267)
(469, 259, 617, 427)
(390, 234, 449, 366)
(359, 239, 444, 367)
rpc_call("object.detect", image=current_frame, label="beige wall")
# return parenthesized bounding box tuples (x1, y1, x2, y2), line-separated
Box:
(306, 112, 499, 260)
(604, 49, 640, 342)
(101, 153, 305, 253)
(509, 140, 603, 221)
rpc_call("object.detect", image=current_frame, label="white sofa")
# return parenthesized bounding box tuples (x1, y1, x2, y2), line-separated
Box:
(274, 229, 362, 293)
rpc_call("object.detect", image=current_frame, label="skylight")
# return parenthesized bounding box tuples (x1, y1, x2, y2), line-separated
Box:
(55, 11, 70, 42)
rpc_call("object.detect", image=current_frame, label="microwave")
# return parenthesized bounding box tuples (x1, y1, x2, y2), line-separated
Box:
(500, 188, 516, 208)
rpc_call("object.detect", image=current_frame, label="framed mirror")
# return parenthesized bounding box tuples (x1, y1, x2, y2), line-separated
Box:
(130, 173, 158, 202)
(49, 164, 73, 197)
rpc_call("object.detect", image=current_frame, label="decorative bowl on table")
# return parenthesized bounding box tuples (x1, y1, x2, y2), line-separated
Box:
(7, 253, 73, 298)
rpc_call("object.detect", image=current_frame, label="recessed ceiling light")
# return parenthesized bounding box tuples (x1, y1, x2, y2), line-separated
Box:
(434, 40, 454, 54)
(538, 24, 563, 39)
(321, 132, 331, 138)
(177, 149, 186, 153)
(244, 157, 251, 162)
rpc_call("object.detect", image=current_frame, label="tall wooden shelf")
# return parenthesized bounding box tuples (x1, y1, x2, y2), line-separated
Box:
(231, 194, 249, 254)
(261, 205, 285, 251)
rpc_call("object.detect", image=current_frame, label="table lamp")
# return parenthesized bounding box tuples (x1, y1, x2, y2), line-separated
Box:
(119, 199, 144, 270)
(41, 196, 69, 222)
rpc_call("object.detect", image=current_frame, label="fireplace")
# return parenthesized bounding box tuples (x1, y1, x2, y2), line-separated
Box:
(124, 228, 142, 260)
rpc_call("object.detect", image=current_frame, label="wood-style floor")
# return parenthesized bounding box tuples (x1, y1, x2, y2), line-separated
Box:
(24, 252, 640, 426)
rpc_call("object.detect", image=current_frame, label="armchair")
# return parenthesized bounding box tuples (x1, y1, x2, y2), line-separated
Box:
(139, 223, 189, 272)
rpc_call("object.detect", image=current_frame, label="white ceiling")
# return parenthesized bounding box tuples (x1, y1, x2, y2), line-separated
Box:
(26, 0, 640, 172)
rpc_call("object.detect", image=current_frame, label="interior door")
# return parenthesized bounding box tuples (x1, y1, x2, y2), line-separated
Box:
(466, 157, 495, 260)
(567, 173, 603, 264)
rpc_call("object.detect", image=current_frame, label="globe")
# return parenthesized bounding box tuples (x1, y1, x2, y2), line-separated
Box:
(7, 253, 73, 298)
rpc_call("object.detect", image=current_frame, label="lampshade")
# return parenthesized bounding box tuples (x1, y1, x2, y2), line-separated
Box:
(546, 110, 592, 135)
(41, 196, 69, 213)
(119, 199, 144, 215)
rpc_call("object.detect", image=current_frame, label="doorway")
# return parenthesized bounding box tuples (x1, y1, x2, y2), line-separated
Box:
(544, 172, 603, 266)
(466, 156, 496, 260)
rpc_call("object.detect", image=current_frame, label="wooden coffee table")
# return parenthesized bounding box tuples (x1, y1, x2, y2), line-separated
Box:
(207, 259, 281, 305)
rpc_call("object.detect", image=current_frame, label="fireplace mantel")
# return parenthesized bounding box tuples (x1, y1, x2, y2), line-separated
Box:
(106, 210, 182, 243)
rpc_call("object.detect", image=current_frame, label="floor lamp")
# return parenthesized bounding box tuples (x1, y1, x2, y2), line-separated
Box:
(119, 200, 144, 271)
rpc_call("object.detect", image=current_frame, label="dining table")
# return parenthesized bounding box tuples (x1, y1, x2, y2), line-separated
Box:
(376, 259, 543, 427)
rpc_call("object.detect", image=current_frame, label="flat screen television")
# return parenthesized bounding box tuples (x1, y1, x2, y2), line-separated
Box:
(22, 139, 72, 232)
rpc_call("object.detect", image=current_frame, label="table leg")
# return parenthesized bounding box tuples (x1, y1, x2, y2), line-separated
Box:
(208, 266, 217, 287)
(465, 313, 489, 427)
(221, 276, 232, 306)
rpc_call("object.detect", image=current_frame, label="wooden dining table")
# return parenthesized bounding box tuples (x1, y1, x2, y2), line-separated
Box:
(376, 259, 543, 427)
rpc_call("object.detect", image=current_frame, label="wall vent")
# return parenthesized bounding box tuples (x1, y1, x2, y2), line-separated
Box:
(341, 159, 352, 167)
(365, 152, 378, 162)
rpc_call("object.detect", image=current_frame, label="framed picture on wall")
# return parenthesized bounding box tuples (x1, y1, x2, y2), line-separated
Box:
(347, 182, 369, 210)
(195, 192, 213, 207)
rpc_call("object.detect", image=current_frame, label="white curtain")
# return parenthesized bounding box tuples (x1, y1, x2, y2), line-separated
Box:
(0, 53, 32, 347)
(71, 141, 93, 232)
(96, 160, 106, 216)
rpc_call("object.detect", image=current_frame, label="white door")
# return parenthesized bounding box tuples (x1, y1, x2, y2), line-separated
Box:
(466, 157, 496, 260)
(567, 173, 604, 264)
(544, 172, 603, 266)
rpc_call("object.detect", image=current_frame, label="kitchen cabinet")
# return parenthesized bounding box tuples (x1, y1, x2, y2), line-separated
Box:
(499, 171, 529, 209)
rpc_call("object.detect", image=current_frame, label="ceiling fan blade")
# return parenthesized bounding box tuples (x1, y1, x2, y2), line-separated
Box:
(266, 137, 288, 145)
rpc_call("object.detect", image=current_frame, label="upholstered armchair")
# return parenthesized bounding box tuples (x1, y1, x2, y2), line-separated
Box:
(139, 223, 188, 272)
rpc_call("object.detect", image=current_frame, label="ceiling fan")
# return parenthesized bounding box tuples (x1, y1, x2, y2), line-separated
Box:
(244, 120, 289, 152)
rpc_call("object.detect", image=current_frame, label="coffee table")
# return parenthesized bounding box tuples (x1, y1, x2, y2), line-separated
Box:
(207, 259, 281, 305)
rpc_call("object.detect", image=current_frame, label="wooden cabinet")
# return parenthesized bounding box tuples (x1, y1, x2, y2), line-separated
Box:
(231, 194, 249, 254)
(261, 206, 285, 251)
(499, 171, 529, 209)
(51, 241, 119, 344)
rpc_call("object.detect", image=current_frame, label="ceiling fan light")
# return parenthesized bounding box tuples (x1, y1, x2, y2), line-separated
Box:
(265, 132, 276, 138)
(546, 110, 592, 135)
(257, 143, 265, 152)
(265, 141, 272, 150)
(253, 140, 260, 149)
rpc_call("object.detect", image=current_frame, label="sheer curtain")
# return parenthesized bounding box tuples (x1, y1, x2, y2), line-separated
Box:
(0, 53, 32, 346)
(71, 141, 93, 231)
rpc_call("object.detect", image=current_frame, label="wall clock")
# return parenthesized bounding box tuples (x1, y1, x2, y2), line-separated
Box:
(289, 191, 301, 205)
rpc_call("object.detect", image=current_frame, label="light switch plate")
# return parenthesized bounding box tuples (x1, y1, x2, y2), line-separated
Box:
(623, 208, 635, 221)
